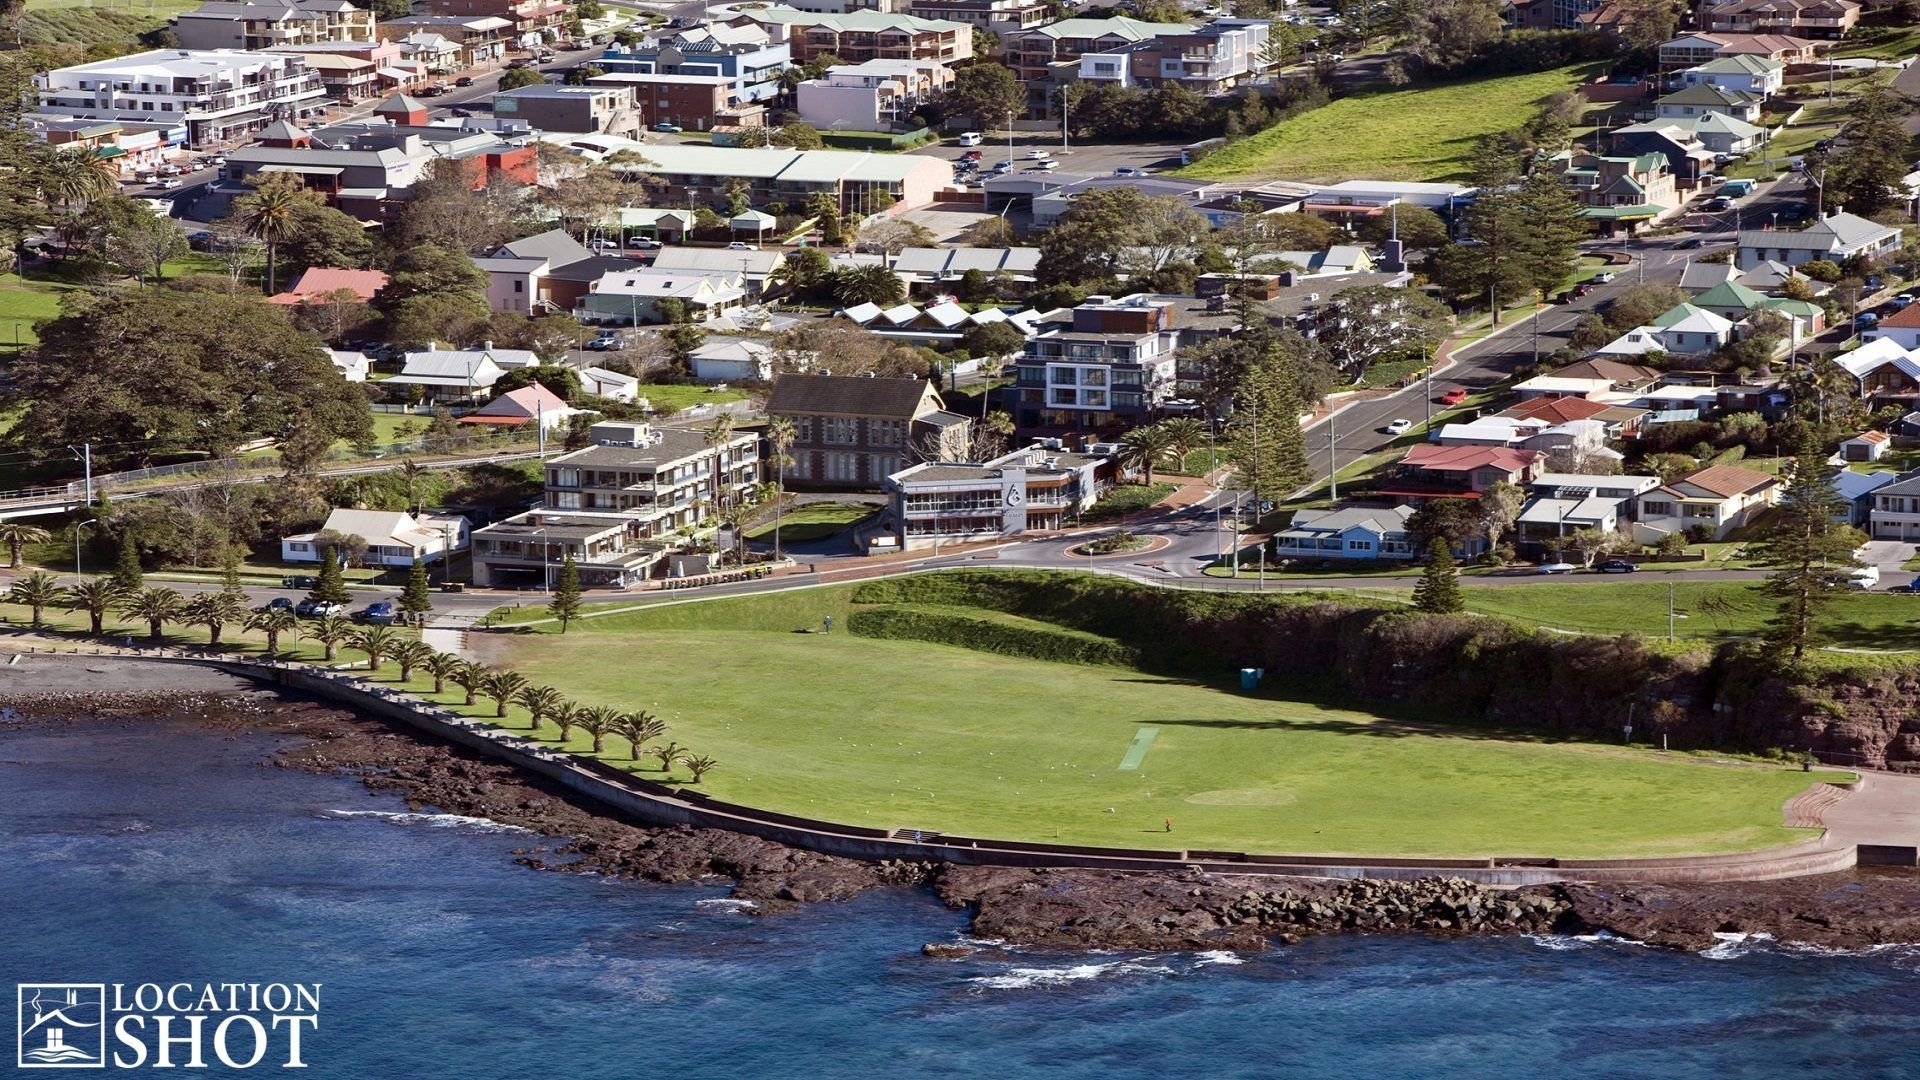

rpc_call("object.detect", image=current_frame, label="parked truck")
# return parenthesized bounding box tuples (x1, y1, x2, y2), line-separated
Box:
(1722, 178, 1755, 198)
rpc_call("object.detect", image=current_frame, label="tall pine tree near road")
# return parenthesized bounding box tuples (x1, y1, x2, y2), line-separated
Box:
(1411, 537, 1464, 614)
(400, 556, 433, 626)
(310, 552, 350, 605)
(1754, 437, 1862, 662)
(1226, 345, 1311, 507)
(112, 531, 143, 592)
(549, 553, 583, 634)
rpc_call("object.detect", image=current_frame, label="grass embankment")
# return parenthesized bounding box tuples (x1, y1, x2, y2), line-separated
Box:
(1178, 64, 1600, 182)
(633, 384, 747, 414)
(1462, 581, 1920, 649)
(745, 501, 874, 543)
(482, 583, 1837, 858)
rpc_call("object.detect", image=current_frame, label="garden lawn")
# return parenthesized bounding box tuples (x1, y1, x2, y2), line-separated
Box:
(479, 588, 1838, 858)
(1462, 581, 1920, 649)
(1083, 482, 1176, 521)
(0, 273, 70, 361)
(635, 384, 747, 414)
(745, 501, 875, 542)
(1179, 64, 1600, 183)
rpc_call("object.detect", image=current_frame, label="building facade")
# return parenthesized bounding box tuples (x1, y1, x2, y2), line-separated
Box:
(766, 373, 971, 488)
(34, 48, 329, 148)
(1012, 296, 1182, 434)
(174, 0, 376, 51)
(882, 444, 1109, 550)
(492, 83, 639, 135)
(795, 58, 952, 131)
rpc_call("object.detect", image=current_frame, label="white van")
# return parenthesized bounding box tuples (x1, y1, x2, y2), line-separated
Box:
(1847, 565, 1880, 590)
(956, 132, 983, 146)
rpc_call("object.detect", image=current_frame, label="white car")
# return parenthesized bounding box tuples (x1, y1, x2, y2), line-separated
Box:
(1384, 418, 1413, 435)
(1593, 271, 1615, 284)
(1025, 159, 1059, 171)
(1538, 562, 1579, 575)
(957, 132, 983, 146)
(1026, 148, 1051, 160)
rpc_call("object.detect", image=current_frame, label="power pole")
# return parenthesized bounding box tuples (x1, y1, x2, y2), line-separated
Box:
(68, 442, 92, 506)
(1327, 408, 1337, 501)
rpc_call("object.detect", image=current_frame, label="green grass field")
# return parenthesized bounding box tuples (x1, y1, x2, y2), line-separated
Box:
(1179, 65, 1601, 183)
(478, 586, 1838, 858)
(634, 384, 747, 414)
(1461, 581, 1920, 649)
(745, 501, 874, 542)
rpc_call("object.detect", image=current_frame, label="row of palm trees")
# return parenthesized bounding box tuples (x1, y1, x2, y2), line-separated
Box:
(0, 574, 720, 784)
(1123, 417, 1213, 487)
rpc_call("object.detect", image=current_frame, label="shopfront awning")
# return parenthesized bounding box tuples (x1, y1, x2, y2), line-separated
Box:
(258, 163, 345, 177)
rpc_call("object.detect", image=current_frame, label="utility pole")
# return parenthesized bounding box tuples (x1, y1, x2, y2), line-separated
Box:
(1424, 350, 1434, 427)
(1327, 408, 1337, 501)
(68, 442, 92, 506)
(536, 402, 546, 456)
(1667, 580, 1675, 643)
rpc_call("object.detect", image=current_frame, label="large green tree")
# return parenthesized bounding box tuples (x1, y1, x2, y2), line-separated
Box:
(1225, 344, 1311, 504)
(1753, 436, 1863, 662)
(1410, 537, 1464, 613)
(277, 201, 376, 280)
(4, 287, 372, 469)
(1039, 187, 1210, 287)
(373, 242, 493, 347)
(1314, 285, 1452, 383)
(943, 63, 1024, 127)
(1827, 81, 1909, 217)
(81, 196, 188, 284)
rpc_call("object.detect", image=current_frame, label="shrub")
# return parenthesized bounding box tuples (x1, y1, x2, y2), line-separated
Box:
(848, 605, 1140, 668)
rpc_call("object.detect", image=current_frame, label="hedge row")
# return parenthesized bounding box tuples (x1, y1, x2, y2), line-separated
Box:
(848, 605, 1141, 669)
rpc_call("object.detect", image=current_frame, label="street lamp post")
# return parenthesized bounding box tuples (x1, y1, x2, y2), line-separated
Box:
(73, 520, 93, 583)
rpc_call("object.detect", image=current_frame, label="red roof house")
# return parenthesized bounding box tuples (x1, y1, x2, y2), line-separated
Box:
(265, 267, 389, 305)
(1383, 444, 1544, 502)
(456, 383, 571, 427)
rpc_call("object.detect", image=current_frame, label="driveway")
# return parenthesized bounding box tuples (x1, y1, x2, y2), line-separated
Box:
(1857, 540, 1916, 581)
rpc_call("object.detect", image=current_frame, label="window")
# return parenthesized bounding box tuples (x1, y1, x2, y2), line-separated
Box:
(513, 280, 524, 293)
(554, 491, 582, 509)
(871, 419, 905, 447)
(824, 417, 857, 445)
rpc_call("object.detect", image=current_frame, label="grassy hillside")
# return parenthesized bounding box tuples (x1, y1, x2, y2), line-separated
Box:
(1180, 64, 1600, 183)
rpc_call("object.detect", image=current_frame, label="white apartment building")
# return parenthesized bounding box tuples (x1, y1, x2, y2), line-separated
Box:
(35, 48, 328, 147)
(794, 58, 953, 131)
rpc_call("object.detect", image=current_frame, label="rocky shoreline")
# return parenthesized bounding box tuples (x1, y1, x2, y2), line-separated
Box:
(9, 685, 1920, 955)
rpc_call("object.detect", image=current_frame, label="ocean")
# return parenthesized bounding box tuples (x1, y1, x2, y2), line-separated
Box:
(4, 716, 1920, 1079)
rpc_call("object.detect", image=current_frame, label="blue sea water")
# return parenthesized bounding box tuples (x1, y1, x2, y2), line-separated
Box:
(5, 717, 1920, 1079)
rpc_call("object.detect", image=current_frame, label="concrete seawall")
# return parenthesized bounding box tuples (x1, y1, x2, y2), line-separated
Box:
(11, 650, 1871, 886)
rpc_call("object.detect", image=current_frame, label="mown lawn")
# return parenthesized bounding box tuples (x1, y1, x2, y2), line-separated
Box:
(477, 587, 1840, 858)
(0, 273, 72, 361)
(1462, 581, 1920, 649)
(1083, 482, 1176, 521)
(745, 501, 875, 542)
(634, 384, 747, 415)
(1179, 64, 1601, 182)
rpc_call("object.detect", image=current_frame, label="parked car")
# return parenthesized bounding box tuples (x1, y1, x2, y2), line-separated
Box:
(281, 575, 318, 590)
(1569, 283, 1594, 300)
(1856, 312, 1881, 329)
(957, 132, 983, 146)
(253, 598, 295, 614)
(1847, 566, 1880, 590)
(1113, 167, 1148, 177)
(354, 601, 397, 625)
(1895, 294, 1917, 309)
(1025, 148, 1051, 160)
(993, 159, 1014, 171)
(1888, 581, 1920, 594)
(959, 149, 983, 161)
(1596, 559, 1638, 574)
(1384, 418, 1413, 435)
(587, 237, 618, 251)
(627, 237, 662, 250)
(1439, 387, 1468, 405)
(158, 178, 183, 189)
(1026, 159, 1059, 171)
(726, 241, 755, 250)
(298, 600, 345, 618)
(1538, 562, 1578, 574)
(652, 122, 683, 133)
(449, 107, 471, 117)
(454, 75, 475, 86)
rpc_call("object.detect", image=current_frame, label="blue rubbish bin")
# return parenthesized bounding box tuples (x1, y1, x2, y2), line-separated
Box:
(1239, 667, 1260, 690)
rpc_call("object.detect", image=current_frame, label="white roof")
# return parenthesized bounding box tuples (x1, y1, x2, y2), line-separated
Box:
(1514, 375, 1615, 393)
(1661, 307, 1735, 334)
(1531, 472, 1661, 493)
(1838, 337, 1920, 381)
(878, 303, 918, 325)
(1596, 326, 1666, 356)
(840, 301, 883, 324)
(562, 136, 952, 187)
(45, 47, 300, 79)
(921, 300, 969, 327)
(397, 349, 517, 382)
(579, 365, 639, 387)
(592, 267, 742, 299)
(651, 245, 784, 278)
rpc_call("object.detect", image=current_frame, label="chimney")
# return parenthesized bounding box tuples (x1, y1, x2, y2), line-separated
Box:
(482, 340, 493, 351)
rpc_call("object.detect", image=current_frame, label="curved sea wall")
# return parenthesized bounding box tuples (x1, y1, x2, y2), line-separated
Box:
(848, 571, 1920, 772)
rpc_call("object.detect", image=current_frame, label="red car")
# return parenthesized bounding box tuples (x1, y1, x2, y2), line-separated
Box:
(1439, 387, 1468, 406)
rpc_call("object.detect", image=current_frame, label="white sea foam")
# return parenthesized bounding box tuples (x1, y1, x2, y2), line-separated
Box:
(320, 809, 531, 834)
(969, 959, 1175, 990)
(1192, 951, 1246, 967)
(1524, 932, 1649, 952)
(694, 898, 758, 913)
(1700, 931, 1775, 960)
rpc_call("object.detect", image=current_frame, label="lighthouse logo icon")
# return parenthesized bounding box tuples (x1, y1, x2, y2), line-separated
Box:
(17, 985, 104, 1068)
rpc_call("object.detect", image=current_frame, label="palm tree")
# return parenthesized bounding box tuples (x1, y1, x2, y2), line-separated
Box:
(514, 684, 564, 733)
(649, 739, 683, 774)
(235, 181, 304, 293)
(615, 710, 666, 761)
(40, 146, 117, 209)
(702, 413, 739, 513)
(392, 639, 433, 683)
(1157, 417, 1208, 475)
(422, 650, 464, 695)
(120, 586, 185, 642)
(680, 754, 718, 784)
(477, 669, 527, 718)
(67, 578, 121, 635)
(1123, 423, 1177, 487)
(579, 705, 621, 754)
(349, 624, 399, 671)
(8, 572, 65, 628)
(0, 522, 51, 569)
(765, 416, 796, 559)
(308, 614, 353, 661)
(549, 700, 582, 745)
(183, 590, 247, 646)
(832, 263, 904, 307)
(449, 660, 485, 706)
(246, 607, 300, 656)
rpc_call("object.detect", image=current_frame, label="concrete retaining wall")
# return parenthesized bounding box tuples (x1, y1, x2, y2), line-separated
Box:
(46, 651, 1862, 885)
